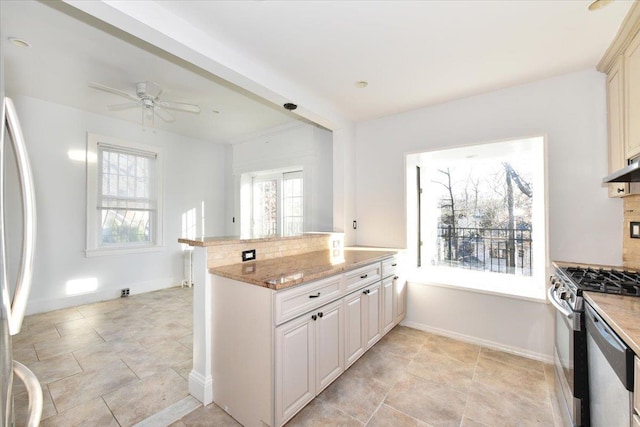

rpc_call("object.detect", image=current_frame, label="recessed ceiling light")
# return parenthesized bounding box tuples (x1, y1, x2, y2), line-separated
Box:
(355, 81, 368, 89)
(8, 37, 31, 48)
(588, 0, 613, 11)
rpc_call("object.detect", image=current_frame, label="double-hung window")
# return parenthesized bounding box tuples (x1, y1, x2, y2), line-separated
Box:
(86, 134, 163, 255)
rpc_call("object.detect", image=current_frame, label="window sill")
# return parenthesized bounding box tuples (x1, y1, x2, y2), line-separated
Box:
(407, 266, 547, 303)
(85, 245, 165, 257)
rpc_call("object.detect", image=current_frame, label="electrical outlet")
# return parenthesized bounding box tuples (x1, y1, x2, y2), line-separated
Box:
(121, 288, 130, 297)
(242, 249, 256, 262)
(631, 222, 640, 238)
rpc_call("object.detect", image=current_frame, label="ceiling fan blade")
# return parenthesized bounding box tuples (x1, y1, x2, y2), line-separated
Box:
(157, 100, 201, 114)
(154, 106, 175, 122)
(89, 82, 139, 102)
(108, 102, 140, 111)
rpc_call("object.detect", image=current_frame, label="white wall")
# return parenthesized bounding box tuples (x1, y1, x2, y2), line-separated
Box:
(231, 123, 333, 233)
(11, 95, 229, 314)
(354, 69, 621, 360)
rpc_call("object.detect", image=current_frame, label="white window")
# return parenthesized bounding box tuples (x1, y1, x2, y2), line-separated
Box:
(406, 136, 546, 300)
(244, 169, 303, 237)
(86, 134, 163, 256)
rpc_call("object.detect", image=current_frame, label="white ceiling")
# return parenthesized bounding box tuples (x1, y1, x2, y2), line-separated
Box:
(1, 0, 635, 141)
(1, 0, 298, 144)
(156, 0, 634, 122)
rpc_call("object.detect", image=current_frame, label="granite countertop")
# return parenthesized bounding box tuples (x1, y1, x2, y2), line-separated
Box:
(210, 248, 398, 290)
(584, 292, 640, 355)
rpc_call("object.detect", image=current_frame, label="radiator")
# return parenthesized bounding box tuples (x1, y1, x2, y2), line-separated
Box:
(181, 250, 193, 288)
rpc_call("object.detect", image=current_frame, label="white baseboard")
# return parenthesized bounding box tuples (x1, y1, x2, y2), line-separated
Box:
(25, 277, 179, 315)
(400, 320, 554, 364)
(188, 370, 213, 406)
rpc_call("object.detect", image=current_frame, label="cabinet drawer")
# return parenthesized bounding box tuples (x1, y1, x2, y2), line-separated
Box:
(344, 263, 381, 293)
(274, 276, 343, 325)
(634, 413, 640, 427)
(381, 257, 398, 278)
(635, 356, 640, 415)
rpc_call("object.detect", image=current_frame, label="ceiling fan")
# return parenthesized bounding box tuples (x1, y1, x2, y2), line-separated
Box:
(88, 81, 201, 123)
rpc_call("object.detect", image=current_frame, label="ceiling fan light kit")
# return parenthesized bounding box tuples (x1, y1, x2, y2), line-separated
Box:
(88, 81, 200, 125)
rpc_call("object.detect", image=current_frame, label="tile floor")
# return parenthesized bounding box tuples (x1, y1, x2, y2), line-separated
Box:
(12, 287, 563, 426)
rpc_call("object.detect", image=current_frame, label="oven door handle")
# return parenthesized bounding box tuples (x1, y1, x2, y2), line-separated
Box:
(547, 285, 573, 319)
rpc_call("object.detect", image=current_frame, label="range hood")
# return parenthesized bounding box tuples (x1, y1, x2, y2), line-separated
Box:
(603, 161, 640, 183)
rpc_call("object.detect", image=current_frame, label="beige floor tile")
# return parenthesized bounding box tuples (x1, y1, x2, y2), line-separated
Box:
(34, 330, 105, 361)
(12, 345, 38, 365)
(20, 353, 82, 386)
(41, 397, 119, 427)
(317, 366, 390, 423)
(72, 338, 146, 371)
(460, 416, 492, 427)
(407, 346, 476, 388)
(54, 314, 110, 336)
(104, 368, 189, 426)
(463, 380, 555, 426)
(13, 384, 57, 425)
(372, 329, 426, 357)
(172, 359, 193, 381)
(12, 326, 61, 349)
(472, 355, 549, 404)
(479, 347, 545, 372)
(121, 340, 191, 379)
(169, 403, 241, 427)
(348, 345, 413, 386)
(48, 359, 138, 412)
(423, 334, 480, 365)
(23, 307, 84, 329)
(391, 325, 432, 340)
(384, 372, 467, 426)
(285, 398, 363, 426)
(367, 404, 431, 427)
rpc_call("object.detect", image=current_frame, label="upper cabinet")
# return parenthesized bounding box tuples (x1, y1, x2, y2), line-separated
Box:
(607, 57, 628, 197)
(599, 2, 640, 198)
(626, 30, 640, 160)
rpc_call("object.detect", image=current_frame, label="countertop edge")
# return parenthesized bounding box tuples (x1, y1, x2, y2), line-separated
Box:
(584, 292, 640, 356)
(209, 250, 399, 290)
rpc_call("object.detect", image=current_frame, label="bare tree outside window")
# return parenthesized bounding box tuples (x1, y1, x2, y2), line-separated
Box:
(428, 156, 533, 276)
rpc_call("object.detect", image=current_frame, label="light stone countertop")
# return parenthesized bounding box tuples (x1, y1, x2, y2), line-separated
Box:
(584, 292, 640, 355)
(210, 248, 398, 290)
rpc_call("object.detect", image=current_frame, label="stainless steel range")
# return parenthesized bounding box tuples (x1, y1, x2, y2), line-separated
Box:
(549, 262, 640, 427)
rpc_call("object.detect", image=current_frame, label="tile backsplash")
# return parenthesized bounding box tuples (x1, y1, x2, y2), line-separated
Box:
(206, 233, 343, 269)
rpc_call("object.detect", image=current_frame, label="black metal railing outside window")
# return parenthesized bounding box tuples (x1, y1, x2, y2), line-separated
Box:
(435, 226, 532, 276)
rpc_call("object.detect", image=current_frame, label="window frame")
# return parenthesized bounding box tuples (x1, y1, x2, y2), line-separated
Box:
(405, 135, 547, 301)
(244, 168, 304, 238)
(85, 133, 164, 257)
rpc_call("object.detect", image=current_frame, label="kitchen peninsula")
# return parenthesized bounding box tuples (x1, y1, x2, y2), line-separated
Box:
(179, 233, 406, 427)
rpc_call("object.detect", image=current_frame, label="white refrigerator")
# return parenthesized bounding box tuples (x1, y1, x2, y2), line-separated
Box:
(0, 63, 43, 427)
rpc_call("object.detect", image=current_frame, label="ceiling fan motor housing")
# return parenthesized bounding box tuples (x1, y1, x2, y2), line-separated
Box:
(136, 81, 162, 100)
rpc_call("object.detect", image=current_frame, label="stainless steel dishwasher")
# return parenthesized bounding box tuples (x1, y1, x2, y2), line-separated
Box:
(585, 303, 634, 427)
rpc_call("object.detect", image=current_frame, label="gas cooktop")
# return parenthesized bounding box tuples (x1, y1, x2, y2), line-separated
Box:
(561, 266, 640, 297)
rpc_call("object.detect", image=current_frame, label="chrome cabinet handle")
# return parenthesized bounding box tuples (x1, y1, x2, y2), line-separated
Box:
(4, 97, 37, 336)
(13, 361, 42, 427)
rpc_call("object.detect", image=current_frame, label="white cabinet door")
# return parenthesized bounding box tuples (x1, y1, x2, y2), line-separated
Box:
(364, 282, 382, 349)
(393, 275, 407, 323)
(626, 30, 640, 160)
(344, 290, 365, 368)
(607, 56, 629, 197)
(275, 313, 315, 427)
(381, 277, 394, 334)
(315, 299, 344, 393)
